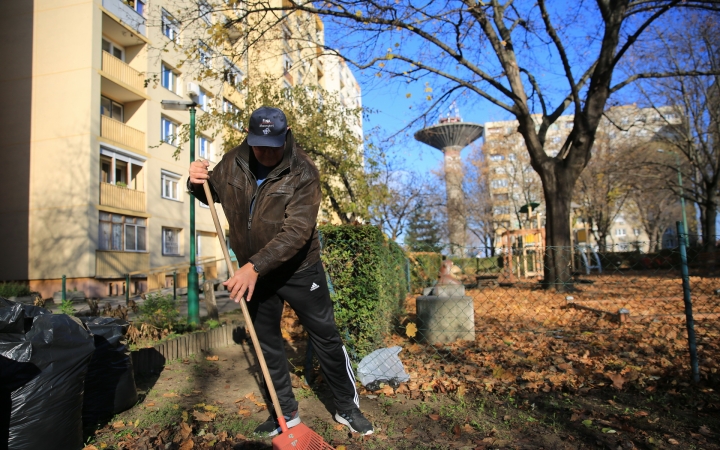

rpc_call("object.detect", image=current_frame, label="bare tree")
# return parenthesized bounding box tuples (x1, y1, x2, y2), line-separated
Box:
(464, 145, 498, 253)
(573, 132, 633, 251)
(626, 189, 681, 252)
(630, 12, 720, 245)
(368, 154, 432, 240)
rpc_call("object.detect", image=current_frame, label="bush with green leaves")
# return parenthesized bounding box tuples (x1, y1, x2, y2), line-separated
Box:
(319, 224, 408, 359)
(0, 282, 32, 298)
(139, 293, 182, 331)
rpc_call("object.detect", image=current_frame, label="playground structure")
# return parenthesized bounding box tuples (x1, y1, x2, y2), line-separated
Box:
(499, 227, 546, 283)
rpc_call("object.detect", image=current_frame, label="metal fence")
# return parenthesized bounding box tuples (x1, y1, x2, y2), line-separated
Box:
(348, 232, 720, 398)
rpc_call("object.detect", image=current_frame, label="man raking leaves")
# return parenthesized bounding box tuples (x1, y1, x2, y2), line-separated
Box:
(188, 106, 373, 438)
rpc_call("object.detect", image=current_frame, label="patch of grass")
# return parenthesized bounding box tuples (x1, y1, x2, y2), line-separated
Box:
(309, 417, 335, 443)
(0, 282, 32, 298)
(408, 402, 432, 416)
(215, 413, 260, 437)
(294, 386, 317, 400)
(138, 404, 183, 429)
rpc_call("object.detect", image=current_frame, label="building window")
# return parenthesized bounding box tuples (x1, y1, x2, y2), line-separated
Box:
(126, 0, 145, 15)
(223, 58, 243, 87)
(161, 63, 180, 94)
(198, 136, 213, 160)
(101, 96, 124, 121)
(633, 228, 642, 236)
(615, 228, 627, 237)
(489, 154, 504, 161)
(491, 179, 508, 188)
(161, 9, 179, 42)
(223, 98, 241, 129)
(198, 41, 212, 68)
(100, 147, 144, 188)
(198, 0, 212, 24)
(283, 53, 294, 73)
(162, 227, 181, 255)
(197, 88, 211, 111)
(161, 170, 181, 201)
(161, 117, 179, 145)
(101, 38, 124, 60)
(99, 212, 147, 252)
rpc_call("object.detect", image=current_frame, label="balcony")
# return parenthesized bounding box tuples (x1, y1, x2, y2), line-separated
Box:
(100, 52, 147, 102)
(100, 182, 146, 212)
(102, 0, 146, 36)
(100, 115, 145, 152)
(102, 51, 144, 91)
(96, 250, 149, 278)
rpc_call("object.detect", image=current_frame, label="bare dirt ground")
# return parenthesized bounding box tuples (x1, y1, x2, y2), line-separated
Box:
(88, 273, 720, 450)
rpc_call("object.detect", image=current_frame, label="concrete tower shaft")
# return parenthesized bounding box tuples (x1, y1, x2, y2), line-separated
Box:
(414, 121, 484, 255)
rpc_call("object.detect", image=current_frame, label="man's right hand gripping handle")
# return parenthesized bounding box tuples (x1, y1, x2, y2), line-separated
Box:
(189, 159, 210, 184)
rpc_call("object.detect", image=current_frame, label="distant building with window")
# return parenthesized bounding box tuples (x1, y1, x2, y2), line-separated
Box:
(0, 0, 361, 298)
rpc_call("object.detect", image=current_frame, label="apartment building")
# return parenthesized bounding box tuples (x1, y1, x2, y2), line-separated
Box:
(483, 105, 681, 253)
(0, 0, 361, 298)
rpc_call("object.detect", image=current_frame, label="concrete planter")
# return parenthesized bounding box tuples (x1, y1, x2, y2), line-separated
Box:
(416, 292, 475, 344)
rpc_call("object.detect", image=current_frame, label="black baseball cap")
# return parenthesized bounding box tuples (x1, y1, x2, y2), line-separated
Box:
(247, 106, 288, 147)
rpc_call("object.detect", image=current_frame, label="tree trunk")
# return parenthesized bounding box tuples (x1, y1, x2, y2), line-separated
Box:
(702, 195, 718, 248)
(540, 166, 576, 291)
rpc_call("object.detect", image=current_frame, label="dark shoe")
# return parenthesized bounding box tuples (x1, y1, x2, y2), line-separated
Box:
(335, 408, 373, 435)
(253, 410, 301, 437)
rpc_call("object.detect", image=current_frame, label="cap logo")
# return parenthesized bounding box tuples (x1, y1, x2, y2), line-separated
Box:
(262, 128, 271, 135)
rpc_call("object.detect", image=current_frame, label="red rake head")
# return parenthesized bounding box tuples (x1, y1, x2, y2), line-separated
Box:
(271, 423, 335, 450)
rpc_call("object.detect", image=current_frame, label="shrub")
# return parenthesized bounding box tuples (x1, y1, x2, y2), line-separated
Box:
(58, 299, 76, 316)
(319, 225, 408, 359)
(0, 282, 32, 298)
(139, 293, 182, 331)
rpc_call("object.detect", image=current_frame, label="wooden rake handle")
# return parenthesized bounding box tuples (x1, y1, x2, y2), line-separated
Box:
(201, 182, 289, 433)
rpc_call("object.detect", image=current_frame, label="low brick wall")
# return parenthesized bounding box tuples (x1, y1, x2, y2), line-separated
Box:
(131, 323, 246, 375)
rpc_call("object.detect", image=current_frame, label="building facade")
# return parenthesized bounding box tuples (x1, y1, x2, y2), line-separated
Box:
(0, 0, 362, 298)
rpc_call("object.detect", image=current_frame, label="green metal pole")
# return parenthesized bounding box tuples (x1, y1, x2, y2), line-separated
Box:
(187, 106, 200, 325)
(173, 271, 177, 300)
(675, 153, 690, 248)
(677, 221, 699, 383)
(61, 275, 66, 302)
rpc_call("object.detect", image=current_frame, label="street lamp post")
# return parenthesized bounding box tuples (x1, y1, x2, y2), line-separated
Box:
(658, 149, 689, 247)
(161, 100, 200, 324)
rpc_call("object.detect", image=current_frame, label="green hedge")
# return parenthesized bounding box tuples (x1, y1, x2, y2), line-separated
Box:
(319, 224, 408, 359)
(408, 252, 442, 292)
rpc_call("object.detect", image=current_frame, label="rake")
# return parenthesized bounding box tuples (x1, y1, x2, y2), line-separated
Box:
(202, 182, 334, 450)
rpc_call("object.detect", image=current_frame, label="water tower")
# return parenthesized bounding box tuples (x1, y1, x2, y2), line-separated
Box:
(414, 106, 483, 255)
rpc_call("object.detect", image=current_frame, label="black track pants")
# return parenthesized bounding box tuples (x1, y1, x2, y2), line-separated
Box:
(246, 261, 359, 415)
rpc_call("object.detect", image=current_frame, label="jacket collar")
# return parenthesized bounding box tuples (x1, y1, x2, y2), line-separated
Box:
(235, 130, 297, 176)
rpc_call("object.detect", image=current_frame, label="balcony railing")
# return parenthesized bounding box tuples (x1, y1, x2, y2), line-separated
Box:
(102, 0, 146, 36)
(100, 182, 146, 212)
(96, 250, 149, 278)
(101, 115, 145, 152)
(102, 51, 144, 92)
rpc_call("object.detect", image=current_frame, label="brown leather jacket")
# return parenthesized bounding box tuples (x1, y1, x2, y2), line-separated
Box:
(190, 131, 321, 278)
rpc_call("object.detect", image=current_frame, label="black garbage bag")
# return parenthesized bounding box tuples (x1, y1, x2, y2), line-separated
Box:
(81, 317, 138, 432)
(0, 299, 95, 450)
